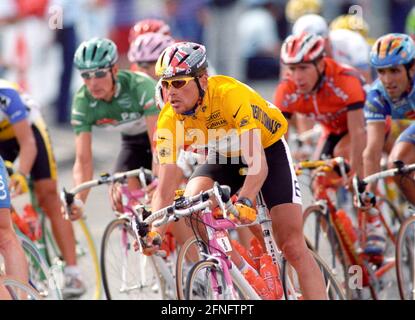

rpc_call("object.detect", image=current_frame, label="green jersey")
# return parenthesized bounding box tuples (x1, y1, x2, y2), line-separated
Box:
(71, 70, 159, 136)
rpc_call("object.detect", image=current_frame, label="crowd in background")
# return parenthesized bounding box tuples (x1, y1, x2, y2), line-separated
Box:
(0, 0, 414, 125)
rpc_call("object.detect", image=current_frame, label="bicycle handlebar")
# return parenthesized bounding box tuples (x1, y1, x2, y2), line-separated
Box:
(353, 162, 415, 206)
(136, 183, 238, 230)
(60, 167, 154, 218)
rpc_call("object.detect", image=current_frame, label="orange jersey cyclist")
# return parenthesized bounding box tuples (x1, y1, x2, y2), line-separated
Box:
(145, 42, 328, 299)
(274, 32, 367, 178)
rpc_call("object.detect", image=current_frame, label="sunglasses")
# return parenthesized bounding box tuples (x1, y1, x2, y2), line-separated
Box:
(161, 77, 195, 90)
(80, 68, 110, 79)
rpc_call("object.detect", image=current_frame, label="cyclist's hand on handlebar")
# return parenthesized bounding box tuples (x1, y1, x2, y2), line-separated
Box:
(355, 191, 376, 209)
(9, 172, 29, 197)
(229, 203, 257, 225)
(139, 230, 162, 256)
(61, 198, 84, 221)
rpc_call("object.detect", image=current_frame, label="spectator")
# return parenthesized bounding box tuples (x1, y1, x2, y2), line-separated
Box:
(237, 0, 280, 80)
(50, 0, 80, 124)
(163, 0, 209, 43)
(108, 0, 138, 69)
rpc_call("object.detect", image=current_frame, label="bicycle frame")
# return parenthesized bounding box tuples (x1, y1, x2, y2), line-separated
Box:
(299, 158, 399, 298)
(142, 183, 296, 300)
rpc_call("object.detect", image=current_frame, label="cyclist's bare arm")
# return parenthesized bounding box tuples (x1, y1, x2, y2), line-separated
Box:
(151, 163, 183, 235)
(363, 121, 387, 192)
(237, 129, 268, 203)
(13, 120, 37, 176)
(73, 132, 94, 202)
(347, 108, 366, 178)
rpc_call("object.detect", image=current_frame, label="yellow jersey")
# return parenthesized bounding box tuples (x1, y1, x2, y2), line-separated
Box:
(156, 75, 288, 164)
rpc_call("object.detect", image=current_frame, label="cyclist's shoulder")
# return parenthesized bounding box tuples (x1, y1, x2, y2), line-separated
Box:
(0, 80, 22, 103)
(326, 58, 362, 81)
(0, 79, 20, 91)
(206, 75, 243, 94)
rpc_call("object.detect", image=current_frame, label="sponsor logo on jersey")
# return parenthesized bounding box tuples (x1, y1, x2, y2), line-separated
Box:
(96, 118, 119, 126)
(251, 104, 281, 134)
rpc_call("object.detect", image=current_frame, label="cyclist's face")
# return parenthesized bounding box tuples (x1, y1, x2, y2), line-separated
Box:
(164, 74, 207, 114)
(288, 61, 322, 93)
(82, 66, 117, 101)
(377, 65, 411, 99)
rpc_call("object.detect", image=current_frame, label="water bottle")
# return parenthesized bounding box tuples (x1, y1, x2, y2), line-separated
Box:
(23, 204, 42, 241)
(259, 254, 283, 300)
(231, 239, 257, 270)
(243, 268, 274, 300)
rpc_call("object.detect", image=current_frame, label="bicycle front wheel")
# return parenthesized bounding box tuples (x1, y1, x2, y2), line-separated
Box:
(43, 218, 102, 300)
(185, 260, 249, 300)
(19, 234, 62, 300)
(0, 276, 43, 300)
(396, 215, 415, 300)
(101, 218, 164, 300)
(176, 236, 208, 300)
(302, 206, 350, 297)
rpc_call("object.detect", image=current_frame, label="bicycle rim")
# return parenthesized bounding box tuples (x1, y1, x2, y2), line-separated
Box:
(303, 206, 350, 297)
(1, 277, 43, 300)
(43, 218, 102, 299)
(101, 218, 164, 300)
(19, 234, 62, 300)
(185, 260, 248, 300)
(396, 215, 415, 300)
(281, 250, 346, 300)
(176, 236, 208, 300)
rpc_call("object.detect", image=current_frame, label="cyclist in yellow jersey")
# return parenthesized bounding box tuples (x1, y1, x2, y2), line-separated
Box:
(143, 42, 327, 300)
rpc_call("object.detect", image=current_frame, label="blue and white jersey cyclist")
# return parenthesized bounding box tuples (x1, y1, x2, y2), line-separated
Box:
(362, 33, 415, 256)
(364, 33, 415, 144)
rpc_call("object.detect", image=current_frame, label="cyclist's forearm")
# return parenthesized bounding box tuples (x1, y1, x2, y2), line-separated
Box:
(350, 136, 365, 178)
(363, 150, 382, 192)
(73, 159, 94, 202)
(150, 189, 174, 235)
(18, 143, 37, 176)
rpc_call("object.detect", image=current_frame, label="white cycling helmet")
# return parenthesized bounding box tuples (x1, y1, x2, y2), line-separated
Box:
(292, 14, 329, 38)
(128, 32, 175, 63)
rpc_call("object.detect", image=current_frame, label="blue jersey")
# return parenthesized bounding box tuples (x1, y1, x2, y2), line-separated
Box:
(0, 79, 41, 141)
(364, 78, 415, 122)
(0, 156, 10, 209)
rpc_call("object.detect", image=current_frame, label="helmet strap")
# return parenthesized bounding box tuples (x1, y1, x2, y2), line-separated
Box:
(180, 76, 205, 116)
(404, 59, 415, 90)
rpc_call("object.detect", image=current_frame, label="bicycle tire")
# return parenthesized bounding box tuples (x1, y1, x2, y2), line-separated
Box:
(396, 215, 415, 300)
(303, 205, 351, 298)
(175, 236, 208, 300)
(101, 218, 165, 300)
(1, 276, 43, 300)
(281, 249, 346, 300)
(185, 259, 249, 300)
(43, 218, 102, 300)
(19, 234, 62, 300)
